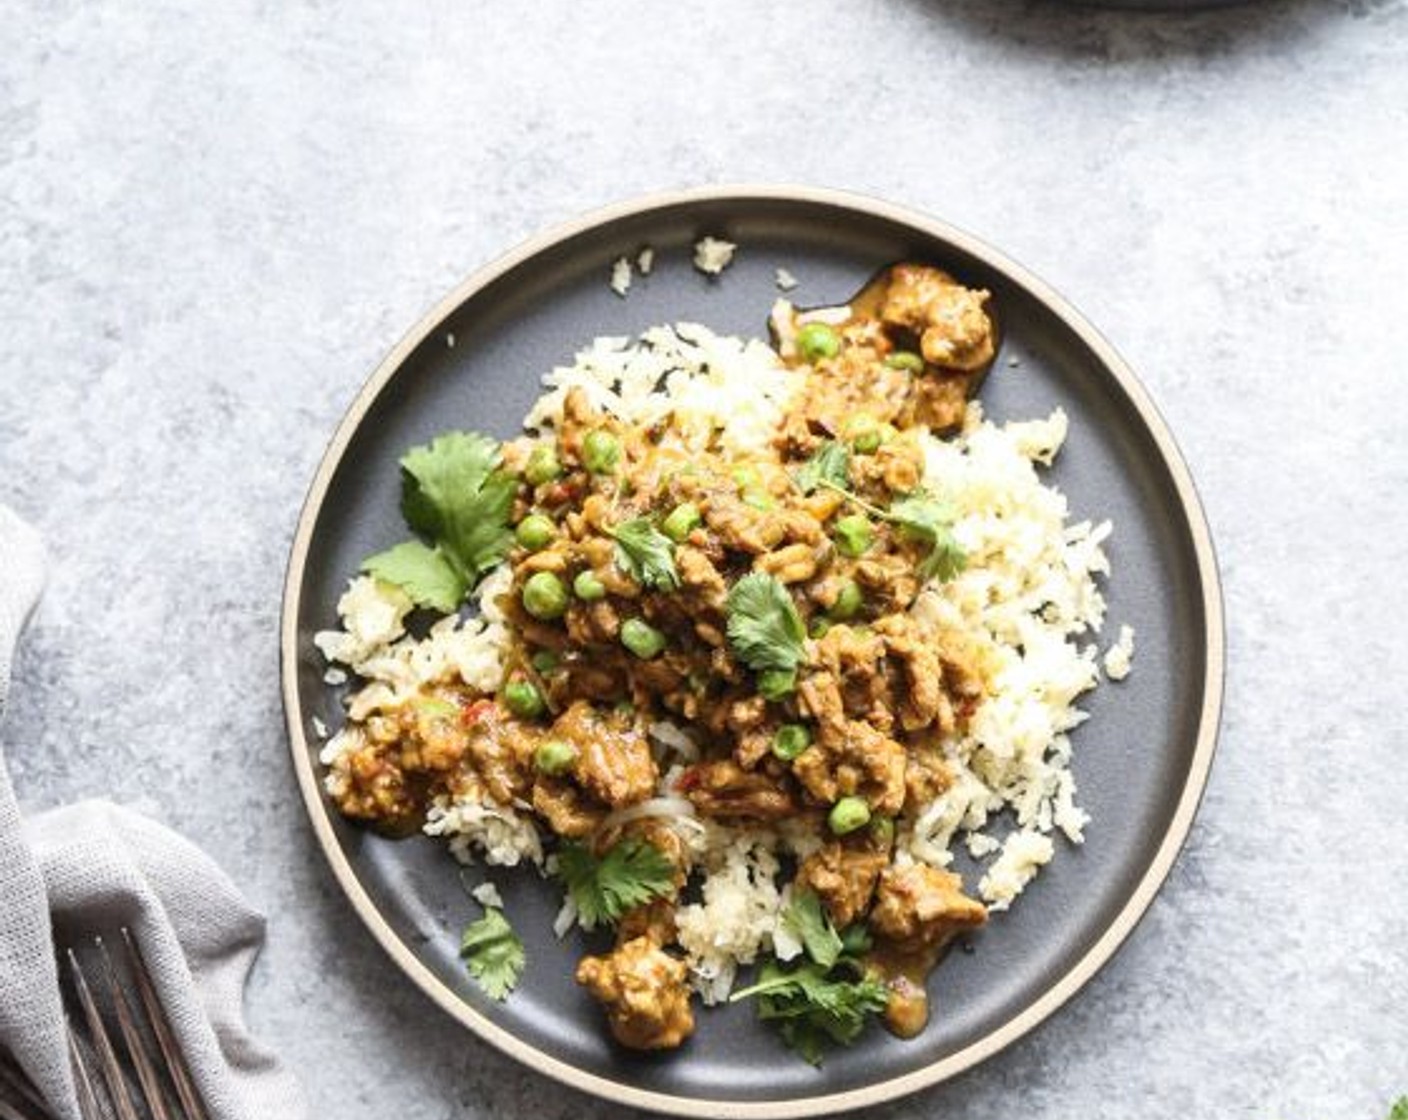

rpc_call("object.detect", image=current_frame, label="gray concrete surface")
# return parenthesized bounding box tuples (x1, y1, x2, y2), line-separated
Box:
(2, 1, 1405, 1117)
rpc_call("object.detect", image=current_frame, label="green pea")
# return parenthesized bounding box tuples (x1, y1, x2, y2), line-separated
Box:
(503, 680, 545, 719)
(847, 414, 883, 454)
(742, 488, 776, 511)
(521, 571, 568, 620)
(524, 445, 563, 485)
(885, 350, 924, 373)
(661, 502, 702, 542)
(534, 739, 577, 775)
(620, 618, 666, 659)
(757, 667, 796, 701)
(515, 513, 556, 551)
(830, 580, 863, 620)
(412, 696, 459, 722)
(530, 650, 559, 674)
(772, 723, 812, 761)
(731, 465, 761, 489)
(828, 796, 871, 835)
(572, 570, 607, 601)
(809, 617, 832, 639)
(834, 514, 874, 558)
(870, 816, 895, 846)
(797, 322, 841, 363)
(582, 429, 621, 474)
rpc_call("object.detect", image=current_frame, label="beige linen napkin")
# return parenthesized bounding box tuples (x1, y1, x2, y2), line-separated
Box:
(0, 505, 304, 1120)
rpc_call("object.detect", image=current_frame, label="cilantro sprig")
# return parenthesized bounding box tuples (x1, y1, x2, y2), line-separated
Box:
(460, 906, 525, 1001)
(816, 479, 966, 583)
(793, 440, 850, 496)
(731, 958, 888, 1065)
(361, 431, 517, 611)
(610, 517, 680, 591)
(555, 837, 675, 930)
(734, 885, 887, 1064)
(725, 572, 806, 675)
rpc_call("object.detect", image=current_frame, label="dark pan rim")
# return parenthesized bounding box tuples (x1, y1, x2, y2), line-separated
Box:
(280, 184, 1224, 1119)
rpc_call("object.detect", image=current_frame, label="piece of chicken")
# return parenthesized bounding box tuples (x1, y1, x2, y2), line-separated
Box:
(868, 864, 988, 951)
(879, 264, 996, 373)
(796, 838, 889, 929)
(575, 936, 696, 1050)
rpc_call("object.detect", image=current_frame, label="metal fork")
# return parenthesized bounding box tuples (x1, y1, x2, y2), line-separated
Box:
(61, 929, 208, 1120)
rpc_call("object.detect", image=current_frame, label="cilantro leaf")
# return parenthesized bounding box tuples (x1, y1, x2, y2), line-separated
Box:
(610, 517, 680, 591)
(361, 540, 466, 613)
(555, 837, 675, 930)
(401, 432, 499, 539)
(443, 467, 517, 578)
(726, 572, 806, 674)
(793, 441, 850, 496)
(361, 430, 518, 609)
(1389, 1098, 1408, 1120)
(813, 479, 965, 584)
(782, 889, 843, 970)
(731, 958, 888, 1065)
(887, 492, 966, 582)
(459, 907, 525, 1001)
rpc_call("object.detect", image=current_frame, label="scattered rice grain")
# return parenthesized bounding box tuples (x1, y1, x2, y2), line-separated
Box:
(610, 256, 632, 297)
(693, 236, 736, 275)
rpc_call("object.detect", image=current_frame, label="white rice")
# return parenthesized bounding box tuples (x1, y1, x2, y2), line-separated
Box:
(522, 322, 805, 458)
(893, 403, 1107, 908)
(978, 829, 1055, 912)
(692, 236, 736, 275)
(317, 319, 1117, 997)
(636, 247, 655, 275)
(609, 256, 632, 297)
(314, 577, 414, 668)
(774, 267, 798, 291)
(471, 881, 504, 909)
(674, 825, 788, 1003)
(1104, 624, 1135, 681)
(424, 794, 545, 868)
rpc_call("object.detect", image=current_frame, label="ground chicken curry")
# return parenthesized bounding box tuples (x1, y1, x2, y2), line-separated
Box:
(328, 263, 1002, 1053)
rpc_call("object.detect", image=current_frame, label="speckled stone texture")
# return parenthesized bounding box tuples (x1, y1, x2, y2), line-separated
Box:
(2, 1, 1405, 1117)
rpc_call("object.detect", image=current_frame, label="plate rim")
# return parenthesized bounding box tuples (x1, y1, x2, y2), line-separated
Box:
(280, 183, 1225, 1119)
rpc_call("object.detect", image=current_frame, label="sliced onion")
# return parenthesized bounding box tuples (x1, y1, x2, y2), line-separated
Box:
(597, 796, 705, 837)
(647, 721, 700, 761)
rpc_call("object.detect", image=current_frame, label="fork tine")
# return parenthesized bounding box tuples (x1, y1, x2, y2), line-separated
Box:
(97, 938, 175, 1120)
(0, 1065, 52, 1120)
(120, 930, 207, 1120)
(65, 1026, 104, 1120)
(0, 1050, 54, 1120)
(66, 948, 142, 1120)
(0, 1094, 43, 1120)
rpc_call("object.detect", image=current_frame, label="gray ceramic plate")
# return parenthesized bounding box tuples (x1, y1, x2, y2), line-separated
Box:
(281, 186, 1223, 1118)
